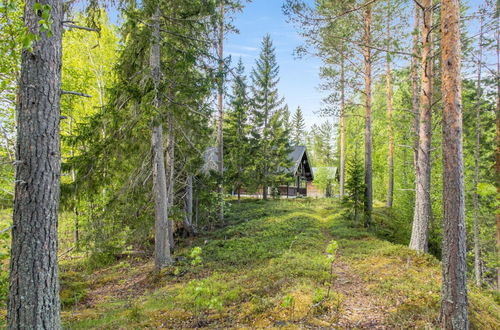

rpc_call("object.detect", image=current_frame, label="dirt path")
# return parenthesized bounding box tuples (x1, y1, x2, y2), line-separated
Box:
(318, 209, 388, 329)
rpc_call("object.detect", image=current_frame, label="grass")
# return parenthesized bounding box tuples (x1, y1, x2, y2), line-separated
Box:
(0, 199, 499, 328)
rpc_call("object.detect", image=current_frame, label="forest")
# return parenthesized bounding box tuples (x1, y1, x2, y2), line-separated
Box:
(0, 0, 499, 328)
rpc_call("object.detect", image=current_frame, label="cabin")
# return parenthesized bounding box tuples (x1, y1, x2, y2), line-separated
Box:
(278, 146, 314, 197)
(202, 145, 331, 198)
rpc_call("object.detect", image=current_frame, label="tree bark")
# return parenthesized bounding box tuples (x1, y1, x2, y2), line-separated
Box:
(151, 6, 172, 271)
(340, 53, 346, 199)
(386, 3, 394, 208)
(439, 0, 469, 327)
(412, 5, 420, 169)
(184, 175, 194, 235)
(166, 106, 175, 249)
(70, 116, 79, 247)
(363, 2, 373, 227)
(217, 1, 225, 220)
(473, 15, 484, 288)
(495, 22, 500, 291)
(8, 0, 63, 328)
(410, 1, 433, 253)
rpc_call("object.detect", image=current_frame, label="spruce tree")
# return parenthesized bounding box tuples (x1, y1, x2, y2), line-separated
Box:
(224, 58, 251, 202)
(250, 34, 290, 199)
(292, 106, 306, 145)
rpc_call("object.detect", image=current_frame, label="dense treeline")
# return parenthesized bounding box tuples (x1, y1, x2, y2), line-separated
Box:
(285, 0, 499, 326)
(0, 0, 499, 328)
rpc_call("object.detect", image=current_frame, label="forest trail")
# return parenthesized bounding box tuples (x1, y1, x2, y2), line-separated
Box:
(317, 208, 388, 329)
(31, 200, 499, 329)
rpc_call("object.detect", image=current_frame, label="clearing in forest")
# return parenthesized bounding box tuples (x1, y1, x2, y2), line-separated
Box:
(32, 200, 500, 328)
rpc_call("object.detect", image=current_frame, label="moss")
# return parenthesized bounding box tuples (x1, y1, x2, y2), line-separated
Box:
(59, 271, 88, 309)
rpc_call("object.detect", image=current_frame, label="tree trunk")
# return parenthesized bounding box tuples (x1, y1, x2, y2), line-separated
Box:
(184, 175, 194, 235)
(363, 3, 373, 227)
(166, 108, 175, 249)
(495, 23, 500, 291)
(8, 0, 63, 328)
(70, 116, 79, 247)
(217, 1, 225, 221)
(410, 1, 433, 253)
(151, 6, 172, 271)
(439, 0, 469, 327)
(473, 16, 484, 288)
(386, 4, 394, 208)
(340, 53, 346, 199)
(412, 5, 420, 169)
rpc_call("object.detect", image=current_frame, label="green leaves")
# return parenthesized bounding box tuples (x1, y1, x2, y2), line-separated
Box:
(189, 246, 203, 266)
(325, 240, 338, 262)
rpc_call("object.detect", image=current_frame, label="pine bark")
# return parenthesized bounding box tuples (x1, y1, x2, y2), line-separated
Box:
(439, 0, 469, 327)
(217, 1, 225, 220)
(473, 16, 484, 287)
(8, 0, 63, 328)
(410, 1, 433, 253)
(339, 54, 346, 199)
(151, 6, 172, 271)
(412, 5, 421, 168)
(386, 5, 394, 208)
(363, 3, 373, 226)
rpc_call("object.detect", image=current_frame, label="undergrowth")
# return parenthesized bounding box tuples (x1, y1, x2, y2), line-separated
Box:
(0, 199, 498, 328)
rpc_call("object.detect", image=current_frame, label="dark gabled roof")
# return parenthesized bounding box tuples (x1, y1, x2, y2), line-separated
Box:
(287, 146, 314, 180)
(287, 146, 306, 174)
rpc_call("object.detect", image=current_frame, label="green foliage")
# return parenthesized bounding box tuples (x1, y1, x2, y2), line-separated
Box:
(189, 247, 203, 266)
(343, 152, 365, 226)
(249, 34, 293, 195)
(291, 106, 306, 145)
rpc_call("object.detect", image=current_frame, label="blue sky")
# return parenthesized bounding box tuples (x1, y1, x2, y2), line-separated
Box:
(226, 0, 323, 129)
(225, 0, 486, 129)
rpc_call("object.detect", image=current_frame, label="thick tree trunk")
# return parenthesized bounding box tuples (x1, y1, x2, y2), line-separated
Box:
(410, 1, 433, 253)
(386, 6, 394, 208)
(151, 6, 172, 271)
(8, 1, 63, 328)
(340, 54, 346, 199)
(363, 3, 373, 227)
(439, 0, 469, 327)
(217, 1, 225, 221)
(473, 16, 484, 287)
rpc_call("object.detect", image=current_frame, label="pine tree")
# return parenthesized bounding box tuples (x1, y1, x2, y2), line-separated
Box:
(224, 58, 251, 202)
(250, 34, 288, 200)
(292, 106, 306, 145)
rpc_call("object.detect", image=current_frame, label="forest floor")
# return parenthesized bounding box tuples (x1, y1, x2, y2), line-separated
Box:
(1, 199, 500, 328)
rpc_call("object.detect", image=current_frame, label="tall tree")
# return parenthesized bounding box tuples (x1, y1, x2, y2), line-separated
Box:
(150, 4, 172, 270)
(217, 0, 225, 222)
(439, 0, 469, 326)
(250, 34, 286, 200)
(224, 58, 251, 202)
(292, 106, 306, 145)
(385, 0, 394, 207)
(496, 19, 500, 292)
(473, 13, 484, 287)
(410, 1, 433, 253)
(8, 0, 63, 328)
(362, 1, 373, 227)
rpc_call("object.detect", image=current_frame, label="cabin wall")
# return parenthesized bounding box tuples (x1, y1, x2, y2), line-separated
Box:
(307, 181, 324, 198)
